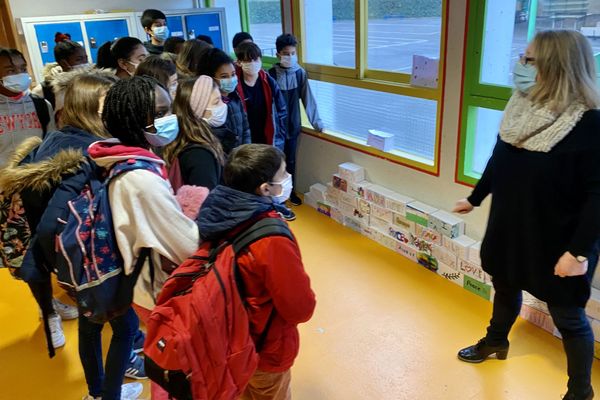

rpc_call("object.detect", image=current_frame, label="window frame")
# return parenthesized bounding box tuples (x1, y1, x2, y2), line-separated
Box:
(292, 0, 449, 175)
(456, 0, 539, 186)
(238, 0, 283, 68)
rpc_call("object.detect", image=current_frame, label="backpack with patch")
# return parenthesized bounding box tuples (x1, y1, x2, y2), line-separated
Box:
(55, 158, 163, 324)
(144, 217, 294, 400)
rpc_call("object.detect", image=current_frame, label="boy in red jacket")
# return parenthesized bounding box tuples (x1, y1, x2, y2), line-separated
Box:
(197, 144, 316, 400)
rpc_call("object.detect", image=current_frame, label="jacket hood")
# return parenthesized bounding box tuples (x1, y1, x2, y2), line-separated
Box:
(51, 67, 116, 110)
(273, 62, 301, 73)
(0, 134, 86, 196)
(88, 139, 166, 172)
(41, 63, 63, 81)
(198, 185, 286, 241)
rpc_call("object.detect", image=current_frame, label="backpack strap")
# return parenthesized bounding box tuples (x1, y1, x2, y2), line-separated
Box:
(230, 217, 294, 351)
(268, 67, 277, 81)
(31, 95, 50, 137)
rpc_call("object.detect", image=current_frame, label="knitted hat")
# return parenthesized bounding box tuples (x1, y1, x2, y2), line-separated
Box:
(190, 75, 214, 120)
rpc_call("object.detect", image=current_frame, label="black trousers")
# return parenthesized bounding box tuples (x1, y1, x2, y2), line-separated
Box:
(486, 280, 595, 396)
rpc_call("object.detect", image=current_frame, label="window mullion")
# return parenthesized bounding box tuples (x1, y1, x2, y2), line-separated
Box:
(355, 0, 367, 79)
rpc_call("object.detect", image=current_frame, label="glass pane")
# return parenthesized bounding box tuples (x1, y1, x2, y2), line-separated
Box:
(481, 0, 600, 87)
(213, 0, 242, 50)
(367, 0, 443, 72)
(469, 107, 503, 177)
(247, 0, 282, 57)
(303, 0, 355, 67)
(308, 80, 437, 162)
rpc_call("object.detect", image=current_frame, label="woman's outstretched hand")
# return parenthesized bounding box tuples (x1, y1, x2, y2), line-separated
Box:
(453, 198, 474, 215)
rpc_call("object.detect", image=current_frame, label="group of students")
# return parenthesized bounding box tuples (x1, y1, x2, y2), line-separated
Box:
(0, 8, 318, 400)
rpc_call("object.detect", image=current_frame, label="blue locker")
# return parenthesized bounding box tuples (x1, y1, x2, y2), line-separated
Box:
(84, 20, 130, 63)
(34, 22, 84, 66)
(184, 13, 223, 49)
(167, 16, 185, 39)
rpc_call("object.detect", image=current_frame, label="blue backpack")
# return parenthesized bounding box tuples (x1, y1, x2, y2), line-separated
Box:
(55, 158, 163, 324)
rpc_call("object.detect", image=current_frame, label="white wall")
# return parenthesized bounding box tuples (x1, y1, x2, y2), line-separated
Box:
(9, 0, 196, 20)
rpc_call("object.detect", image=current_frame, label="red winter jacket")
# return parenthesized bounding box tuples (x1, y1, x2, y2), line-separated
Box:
(234, 211, 316, 372)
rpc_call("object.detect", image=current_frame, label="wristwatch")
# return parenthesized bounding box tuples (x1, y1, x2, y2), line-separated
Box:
(576, 255, 588, 263)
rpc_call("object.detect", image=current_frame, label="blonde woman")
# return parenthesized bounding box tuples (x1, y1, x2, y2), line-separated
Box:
(454, 30, 600, 400)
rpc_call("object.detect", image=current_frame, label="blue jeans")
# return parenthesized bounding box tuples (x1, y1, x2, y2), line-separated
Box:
(78, 307, 139, 400)
(486, 280, 595, 396)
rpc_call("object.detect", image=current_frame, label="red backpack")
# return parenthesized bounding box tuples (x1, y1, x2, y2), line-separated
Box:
(144, 217, 294, 400)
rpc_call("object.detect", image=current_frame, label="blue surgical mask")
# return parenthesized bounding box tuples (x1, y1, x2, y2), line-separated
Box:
(152, 26, 170, 42)
(144, 114, 179, 147)
(513, 62, 537, 93)
(219, 76, 238, 94)
(2, 73, 32, 94)
(270, 173, 293, 204)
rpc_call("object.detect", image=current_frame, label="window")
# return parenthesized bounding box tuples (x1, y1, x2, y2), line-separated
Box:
(247, 0, 283, 57)
(303, 0, 355, 68)
(296, 0, 448, 174)
(457, 0, 600, 185)
(367, 0, 443, 72)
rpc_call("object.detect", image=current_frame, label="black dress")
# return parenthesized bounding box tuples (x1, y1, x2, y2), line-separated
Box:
(468, 110, 600, 307)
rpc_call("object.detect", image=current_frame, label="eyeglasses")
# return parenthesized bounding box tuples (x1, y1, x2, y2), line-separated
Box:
(519, 53, 536, 65)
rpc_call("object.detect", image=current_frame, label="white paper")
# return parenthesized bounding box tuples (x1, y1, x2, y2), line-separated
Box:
(367, 129, 394, 152)
(411, 55, 439, 88)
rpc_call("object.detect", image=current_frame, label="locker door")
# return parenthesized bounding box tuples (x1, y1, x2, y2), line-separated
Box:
(184, 13, 224, 49)
(167, 16, 185, 39)
(84, 19, 130, 63)
(33, 22, 84, 66)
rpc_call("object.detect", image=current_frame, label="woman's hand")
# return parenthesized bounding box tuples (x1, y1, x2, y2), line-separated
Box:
(453, 198, 474, 214)
(554, 252, 588, 278)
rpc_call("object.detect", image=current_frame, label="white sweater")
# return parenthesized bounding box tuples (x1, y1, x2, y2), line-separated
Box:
(110, 169, 199, 310)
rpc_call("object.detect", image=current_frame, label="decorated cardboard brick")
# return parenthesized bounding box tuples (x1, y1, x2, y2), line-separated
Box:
(304, 192, 318, 209)
(392, 213, 417, 233)
(459, 259, 490, 284)
(371, 203, 393, 222)
(339, 190, 357, 207)
(330, 206, 344, 224)
(343, 216, 364, 233)
(351, 206, 370, 225)
(417, 251, 439, 272)
(406, 201, 438, 227)
(338, 162, 365, 183)
(432, 245, 458, 271)
(437, 261, 464, 287)
(428, 210, 465, 239)
(332, 174, 348, 192)
(338, 201, 356, 218)
(349, 181, 372, 199)
(520, 304, 556, 334)
(396, 242, 418, 262)
(585, 288, 600, 320)
(364, 226, 385, 243)
(385, 192, 414, 216)
(442, 235, 476, 260)
(325, 194, 339, 207)
(357, 198, 372, 215)
(370, 215, 392, 233)
(464, 275, 492, 301)
(325, 183, 340, 206)
(388, 226, 411, 245)
(364, 185, 388, 208)
(317, 202, 332, 217)
(522, 291, 549, 314)
(309, 183, 327, 203)
(380, 234, 399, 251)
(416, 225, 443, 246)
(410, 233, 434, 254)
(468, 241, 482, 266)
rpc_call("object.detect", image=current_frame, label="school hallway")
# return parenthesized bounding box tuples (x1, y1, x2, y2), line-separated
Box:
(0, 204, 598, 400)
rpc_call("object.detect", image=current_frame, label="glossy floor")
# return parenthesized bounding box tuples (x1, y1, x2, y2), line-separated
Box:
(0, 205, 598, 399)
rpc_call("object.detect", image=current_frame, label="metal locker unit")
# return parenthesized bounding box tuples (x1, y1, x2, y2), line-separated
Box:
(21, 13, 138, 83)
(134, 8, 228, 53)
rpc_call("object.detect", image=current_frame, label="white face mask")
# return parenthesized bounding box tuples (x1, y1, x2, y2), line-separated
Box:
(241, 60, 262, 76)
(270, 172, 293, 204)
(72, 63, 91, 70)
(204, 102, 228, 127)
(280, 55, 298, 69)
(126, 61, 139, 76)
(2, 73, 32, 94)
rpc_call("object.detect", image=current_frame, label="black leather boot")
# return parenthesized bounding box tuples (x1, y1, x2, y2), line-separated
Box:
(562, 388, 594, 400)
(457, 338, 509, 363)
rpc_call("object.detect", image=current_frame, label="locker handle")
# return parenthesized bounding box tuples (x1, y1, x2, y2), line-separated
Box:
(89, 37, 97, 49)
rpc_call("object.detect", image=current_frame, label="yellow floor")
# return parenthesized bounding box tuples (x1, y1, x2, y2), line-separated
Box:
(0, 204, 598, 399)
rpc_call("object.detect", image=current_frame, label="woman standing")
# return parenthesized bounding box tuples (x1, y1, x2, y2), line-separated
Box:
(97, 37, 148, 79)
(454, 30, 599, 400)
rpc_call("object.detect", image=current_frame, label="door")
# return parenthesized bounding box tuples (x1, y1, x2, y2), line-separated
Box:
(167, 16, 185, 39)
(33, 22, 84, 66)
(184, 13, 224, 49)
(84, 19, 130, 63)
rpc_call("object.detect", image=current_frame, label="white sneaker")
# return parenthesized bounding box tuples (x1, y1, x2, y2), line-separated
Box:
(48, 314, 65, 349)
(52, 298, 79, 320)
(121, 382, 143, 400)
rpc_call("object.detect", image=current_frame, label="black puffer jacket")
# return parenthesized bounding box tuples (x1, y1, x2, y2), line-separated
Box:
(211, 91, 251, 154)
